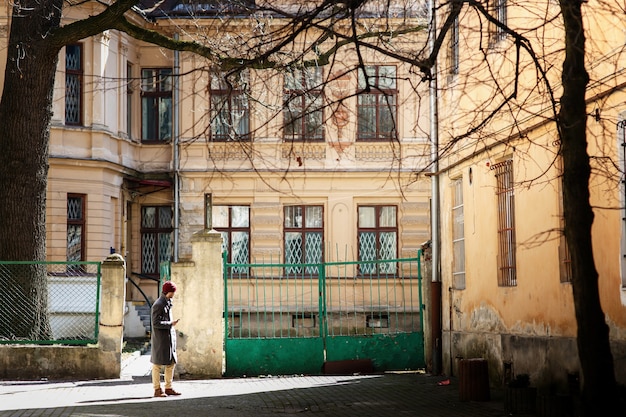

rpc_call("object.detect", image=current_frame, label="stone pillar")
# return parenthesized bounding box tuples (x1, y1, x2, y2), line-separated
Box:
(172, 229, 224, 378)
(99, 254, 127, 377)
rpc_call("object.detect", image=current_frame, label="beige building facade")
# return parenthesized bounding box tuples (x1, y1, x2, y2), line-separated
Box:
(0, 2, 432, 338)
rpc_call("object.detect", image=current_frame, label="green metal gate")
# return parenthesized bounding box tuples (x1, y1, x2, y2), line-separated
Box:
(224, 252, 424, 376)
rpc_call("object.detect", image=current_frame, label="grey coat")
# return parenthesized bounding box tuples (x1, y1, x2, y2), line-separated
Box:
(150, 294, 177, 365)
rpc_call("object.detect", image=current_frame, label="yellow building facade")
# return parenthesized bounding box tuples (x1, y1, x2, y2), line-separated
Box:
(435, 0, 626, 389)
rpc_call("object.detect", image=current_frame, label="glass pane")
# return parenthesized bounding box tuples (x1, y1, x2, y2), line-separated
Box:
(158, 97, 172, 141)
(212, 206, 230, 228)
(158, 207, 172, 228)
(158, 232, 172, 263)
(378, 66, 396, 89)
(231, 206, 249, 227)
(67, 225, 82, 262)
(379, 206, 396, 227)
(65, 74, 81, 123)
(141, 69, 155, 92)
(231, 231, 249, 264)
(285, 231, 303, 273)
(358, 206, 376, 228)
(285, 206, 303, 228)
(305, 206, 323, 228)
(159, 69, 173, 92)
(142, 207, 156, 228)
(142, 233, 156, 273)
(359, 232, 376, 274)
(66, 45, 81, 70)
(379, 232, 397, 259)
(67, 197, 82, 220)
(142, 96, 156, 139)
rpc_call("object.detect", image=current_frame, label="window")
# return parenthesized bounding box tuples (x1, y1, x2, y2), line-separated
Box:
(493, 159, 516, 286)
(448, 14, 459, 76)
(556, 156, 572, 283)
(452, 178, 466, 289)
(618, 118, 626, 288)
(284, 205, 324, 275)
(141, 206, 173, 276)
(284, 67, 324, 141)
(67, 194, 86, 262)
(65, 44, 83, 125)
(141, 68, 172, 142)
(357, 65, 397, 141)
(489, 0, 507, 45)
(210, 72, 250, 141)
(358, 205, 397, 275)
(213, 205, 250, 275)
(127, 62, 134, 139)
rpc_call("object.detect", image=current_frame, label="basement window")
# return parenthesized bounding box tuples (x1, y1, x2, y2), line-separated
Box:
(292, 313, 316, 328)
(367, 314, 389, 328)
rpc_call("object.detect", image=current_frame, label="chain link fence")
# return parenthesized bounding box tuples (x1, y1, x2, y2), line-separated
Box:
(0, 261, 101, 345)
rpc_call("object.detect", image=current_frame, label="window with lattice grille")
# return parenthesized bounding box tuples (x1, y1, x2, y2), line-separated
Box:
(284, 205, 324, 276)
(141, 206, 173, 276)
(213, 205, 250, 275)
(357, 205, 398, 275)
(67, 194, 86, 262)
(65, 44, 83, 125)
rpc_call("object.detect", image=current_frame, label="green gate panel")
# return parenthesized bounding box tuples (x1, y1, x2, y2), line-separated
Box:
(325, 332, 424, 371)
(225, 338, 325, 377)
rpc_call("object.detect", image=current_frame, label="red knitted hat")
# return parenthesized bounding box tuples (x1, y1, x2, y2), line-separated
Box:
(162, 281, 177, 294)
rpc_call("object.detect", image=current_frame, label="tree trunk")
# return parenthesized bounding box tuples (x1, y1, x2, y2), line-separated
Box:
(0, 1, 62, 339)
(558, 0, 618, 414)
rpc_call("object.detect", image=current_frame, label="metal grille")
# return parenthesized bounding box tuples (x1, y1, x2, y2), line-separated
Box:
(0, 261, 101, 344)
(225, 254, 422, 339)
(493, 159, 517, 286)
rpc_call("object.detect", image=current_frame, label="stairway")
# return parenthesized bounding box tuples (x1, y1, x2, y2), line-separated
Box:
(134, 302, 152, 335)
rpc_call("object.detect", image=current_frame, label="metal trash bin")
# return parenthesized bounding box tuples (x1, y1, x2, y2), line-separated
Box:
(459, 358, 490, 401)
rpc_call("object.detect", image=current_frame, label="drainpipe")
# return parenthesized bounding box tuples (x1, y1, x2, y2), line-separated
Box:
(429, 0, 443, 375)
(173, 34, 180, 263)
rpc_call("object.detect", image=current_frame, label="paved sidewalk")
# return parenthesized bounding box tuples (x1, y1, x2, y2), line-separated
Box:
(0, 353, 522, 417)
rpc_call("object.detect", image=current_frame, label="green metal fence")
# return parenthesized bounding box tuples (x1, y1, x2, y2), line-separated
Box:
(224, 251, 424, 376)
(0, 261, 101, 345)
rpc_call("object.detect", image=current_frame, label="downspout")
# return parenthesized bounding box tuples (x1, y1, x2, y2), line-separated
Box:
(429, 0, 443, 375)
(173, 34, 180, 263)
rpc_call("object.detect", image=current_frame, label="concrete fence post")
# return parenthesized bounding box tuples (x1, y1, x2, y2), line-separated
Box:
(98, 254, 127, 377)
(171, 229, 224, 378)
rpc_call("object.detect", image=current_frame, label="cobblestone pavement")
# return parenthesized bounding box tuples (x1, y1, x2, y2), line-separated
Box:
(0, 353, 525, 417)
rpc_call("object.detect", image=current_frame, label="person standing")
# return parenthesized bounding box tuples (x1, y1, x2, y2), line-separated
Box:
(151, 280, 181, 397)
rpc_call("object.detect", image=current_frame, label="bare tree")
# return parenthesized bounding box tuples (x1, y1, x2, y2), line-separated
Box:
(0, 0, 622, 413)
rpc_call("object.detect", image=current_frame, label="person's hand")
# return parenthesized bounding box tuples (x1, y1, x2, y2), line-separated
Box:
(172, 319, 180, 326)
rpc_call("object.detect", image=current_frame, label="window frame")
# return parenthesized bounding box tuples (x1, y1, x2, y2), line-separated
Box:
(452, 178, 466, 289)
(67, 194, 86, 263)
(141, 68, 173, 143)
(489, 0, 507, 45)
(209, 72, 250, 142)
(140, 205, 173, 277)
(213, 205, 251, 276)
(65, 44, 83, 126)
(283, 205, 324, 277)
(357, 205, 398, 276)
(493, 159, 516, 286)
(283, 67, 324, 142)
(357, 65, 398, 142)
